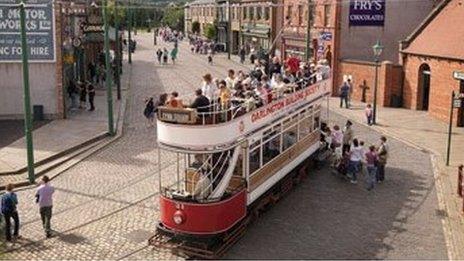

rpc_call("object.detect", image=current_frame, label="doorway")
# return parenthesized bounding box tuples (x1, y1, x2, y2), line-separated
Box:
(458, 80, 464, 127)
(418, 64, 431, 111)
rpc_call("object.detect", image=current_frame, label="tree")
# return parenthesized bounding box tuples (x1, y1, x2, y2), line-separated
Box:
(204, 24, 217, 40)
(191, 21, 200, 34)
(161, 6, 184, 31)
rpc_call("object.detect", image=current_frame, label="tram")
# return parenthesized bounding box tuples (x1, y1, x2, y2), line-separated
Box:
(149, 77, 332, 258)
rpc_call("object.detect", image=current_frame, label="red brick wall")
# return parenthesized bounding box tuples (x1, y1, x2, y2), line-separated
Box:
(55, 4, 64, 119)
(403, 54, 464, 124)
(335, 60, 402, 107)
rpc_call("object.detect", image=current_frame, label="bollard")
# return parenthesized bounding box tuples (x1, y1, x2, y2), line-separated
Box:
(459, 165, 463, 197)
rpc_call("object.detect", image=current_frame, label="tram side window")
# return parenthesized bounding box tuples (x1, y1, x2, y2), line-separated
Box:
(283, 126, 298, 151)
(249, 148, 260, 174)
(262, 134, 280, 165)
(313, 111, 321, 130)
(299, 115, 313, 140)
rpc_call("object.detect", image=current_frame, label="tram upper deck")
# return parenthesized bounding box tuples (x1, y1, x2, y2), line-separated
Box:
(156, 78, 332, 151)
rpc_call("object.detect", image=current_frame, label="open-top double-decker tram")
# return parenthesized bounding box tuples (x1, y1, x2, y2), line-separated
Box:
(149, 77, 332, 258)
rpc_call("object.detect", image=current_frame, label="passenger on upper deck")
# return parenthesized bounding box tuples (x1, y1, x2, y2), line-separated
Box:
(201, 74, 218, 101)
(166, 91, 184, 108)
(190, 89, 210, 114)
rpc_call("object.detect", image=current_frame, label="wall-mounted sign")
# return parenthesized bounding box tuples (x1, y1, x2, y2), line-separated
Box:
(349, 0, 386, 26)
(0, 0, 55, 62)
(83, 24, 103, 34)
(319, 32, 332, 41)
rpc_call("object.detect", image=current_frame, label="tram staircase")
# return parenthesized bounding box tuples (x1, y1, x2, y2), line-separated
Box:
(209, 146, 241, 199)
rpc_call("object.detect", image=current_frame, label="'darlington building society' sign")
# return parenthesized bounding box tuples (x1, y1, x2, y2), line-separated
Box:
(0, 0, 55, 62)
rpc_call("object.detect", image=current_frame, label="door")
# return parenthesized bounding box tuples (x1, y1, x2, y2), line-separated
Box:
(418, 64, 431, 111)
(458, 80, 464, 127)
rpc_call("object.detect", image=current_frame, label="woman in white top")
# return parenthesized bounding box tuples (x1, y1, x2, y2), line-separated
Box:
(201, 73, 218, 101)
(271, 73, 286, 98)
(347, 138, 364, 184)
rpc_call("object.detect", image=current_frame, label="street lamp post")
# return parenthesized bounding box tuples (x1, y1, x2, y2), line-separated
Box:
(128, 2, 132, 64)
(103, 0, 115, 135)
(372, 40, 384, 125)
(19, 1, 35, 184)
(115, 0, 121, 100)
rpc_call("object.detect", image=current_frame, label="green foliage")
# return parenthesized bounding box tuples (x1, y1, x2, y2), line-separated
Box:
(204, 24, 217, 40)
(160, 6, 184, 31)
(191, 21, 200, 34)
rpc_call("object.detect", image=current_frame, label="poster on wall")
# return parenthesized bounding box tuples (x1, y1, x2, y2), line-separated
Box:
(0, 0, 55, 62)
(349, 0, 386, 26)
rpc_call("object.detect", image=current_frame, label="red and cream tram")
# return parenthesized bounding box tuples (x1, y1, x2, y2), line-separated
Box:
(149, 78, 332, 258)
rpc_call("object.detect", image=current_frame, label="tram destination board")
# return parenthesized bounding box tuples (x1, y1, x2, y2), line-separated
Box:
(158, 107, 197, 124)
(0, 0, 55, 62)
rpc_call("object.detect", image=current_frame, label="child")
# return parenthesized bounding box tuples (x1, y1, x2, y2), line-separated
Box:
(365, 104, 373, 125)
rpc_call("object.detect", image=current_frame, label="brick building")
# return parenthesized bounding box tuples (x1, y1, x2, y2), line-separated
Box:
(280, 0, 339, 66)
(400, 0, 464, 126)
(334, 0, 442, 107)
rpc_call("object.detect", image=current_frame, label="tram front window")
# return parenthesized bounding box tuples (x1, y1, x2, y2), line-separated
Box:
(160, 149, 243, 202)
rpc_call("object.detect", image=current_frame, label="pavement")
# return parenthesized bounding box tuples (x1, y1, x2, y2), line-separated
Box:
(0, 33, 458, 260)
(324, 98, 464, 260)
(0, 61, 128, 187)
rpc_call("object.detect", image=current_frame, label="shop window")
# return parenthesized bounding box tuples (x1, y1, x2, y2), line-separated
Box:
(243, 7, 247, 19)
(324, 4, 332, 26)
(264, 7, 270, 20)
(257, 6, 262, 20)
(250, 7, 254, 20)
(287, 5, 293, 22)
(298, 5, 303, 25)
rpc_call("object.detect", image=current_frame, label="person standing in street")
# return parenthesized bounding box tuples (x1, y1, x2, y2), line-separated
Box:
(365, 104, 373, 125)
(87, 81, 96, 111)
(377, 136, 389, 183)
(346, 78, 353, 107)
(239, 47, 246, 64)
(347, 138, 363, 184)
(170, 47, 178, 65)
(342, 120, 354, 154)
(35, 176, 55, 238)
(339, 81, 350, 109)
(1, 184, 20, 242)
(156, 49, 163, 64)
(365, 145, 379, 191)
(78, 81, 87, 109)
(162, 48, 168, 65)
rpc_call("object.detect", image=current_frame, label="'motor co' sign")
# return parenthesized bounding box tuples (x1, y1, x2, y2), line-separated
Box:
(349, 0, 386, 26)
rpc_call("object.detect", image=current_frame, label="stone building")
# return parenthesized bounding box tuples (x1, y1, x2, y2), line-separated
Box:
(184, 0, 217, 36)
(400, 0, 464, 126)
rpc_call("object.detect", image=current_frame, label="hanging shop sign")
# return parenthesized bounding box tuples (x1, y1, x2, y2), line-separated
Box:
(349, 0, 386, 26)
(0, 0, 55, 62)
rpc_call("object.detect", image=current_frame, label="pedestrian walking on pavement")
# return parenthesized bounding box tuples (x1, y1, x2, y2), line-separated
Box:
(1, 183, 21, 242)
(347, 138, 363, 184)
(365, 145, 379, 191)
(156, 49, 163, 64)
(346, 78, 353, 107)
(78, 81, 87, 109)
(35, 176, 55, 238)
(365, 104, 373, 125)
(376, 136, 389, 183)
(87, 81, 96, 111)
(339, 81, 350, 109)
(239, 47, 246, 64)
(342, 120, 354, 154)
(144, 97, 156, 127)
(207, 48, 213, 65)
(162, 48, 168, 65)
(171, 47, 178, 65)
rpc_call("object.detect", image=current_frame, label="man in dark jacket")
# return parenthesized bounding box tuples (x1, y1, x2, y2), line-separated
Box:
(190, 89, 210, 114)
(268, 56, 282, 78)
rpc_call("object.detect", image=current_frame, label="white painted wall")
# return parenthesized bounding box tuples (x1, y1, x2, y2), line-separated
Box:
(0, 63, 57, 119)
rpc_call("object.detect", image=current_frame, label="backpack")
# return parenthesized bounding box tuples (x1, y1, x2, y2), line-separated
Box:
(1, 194, 14, 214)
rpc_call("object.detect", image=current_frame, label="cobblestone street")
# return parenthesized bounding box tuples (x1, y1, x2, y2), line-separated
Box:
(1, 33, 449, 260)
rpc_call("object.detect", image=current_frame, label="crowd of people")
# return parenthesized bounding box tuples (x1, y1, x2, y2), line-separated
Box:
(144, 54, 331, 126)
(319, 120, 389, 191)
(188, 35, 218, 65)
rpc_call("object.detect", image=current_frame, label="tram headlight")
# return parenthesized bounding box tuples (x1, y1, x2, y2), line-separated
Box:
(173, 210, 185, 225)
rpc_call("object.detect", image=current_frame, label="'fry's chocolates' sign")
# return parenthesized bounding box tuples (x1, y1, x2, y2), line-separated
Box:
(349, 0, 385, 26)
